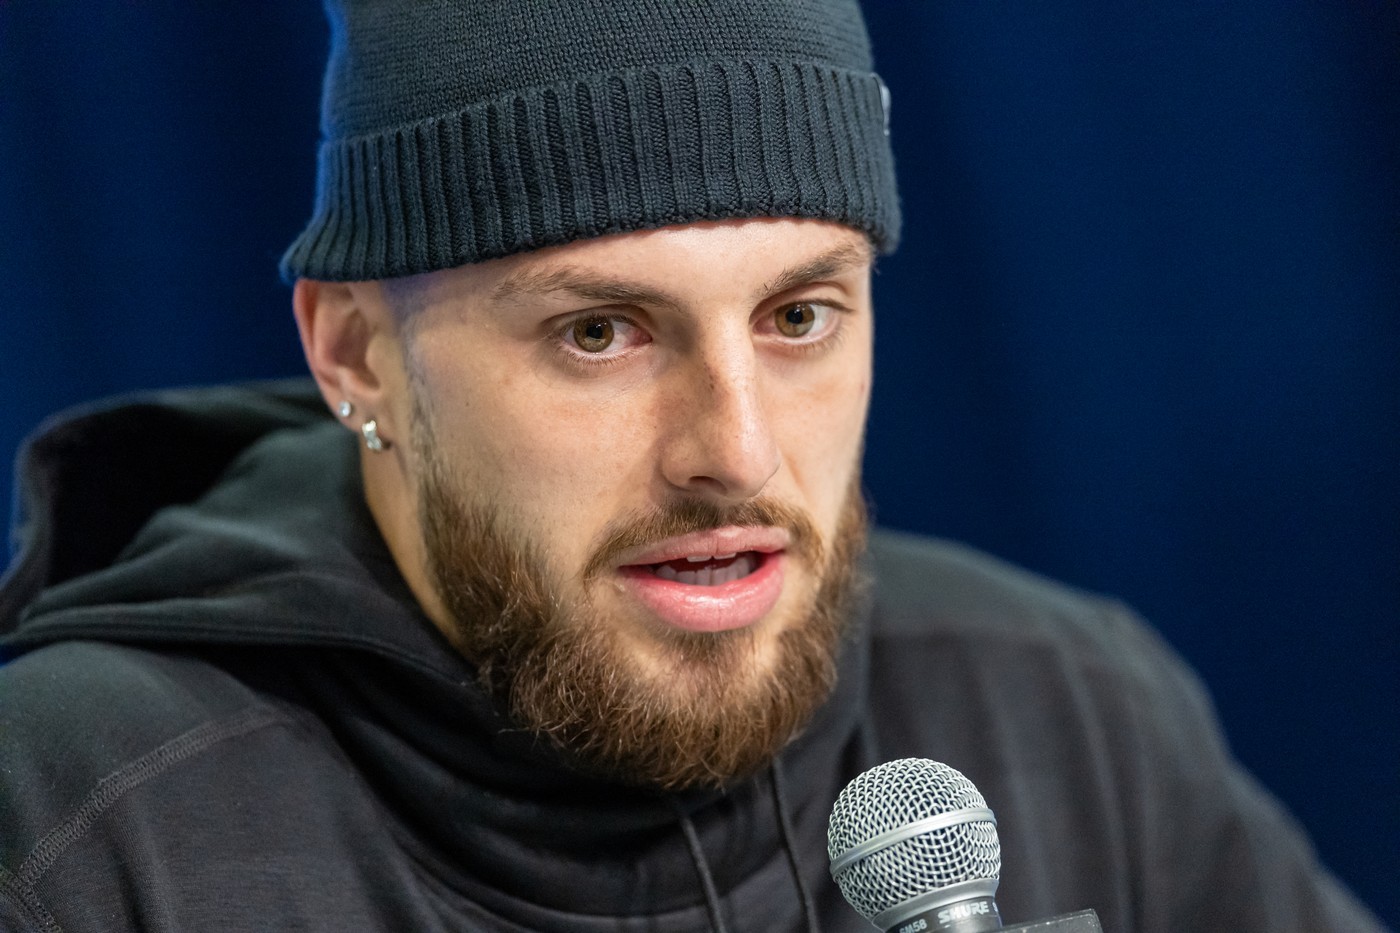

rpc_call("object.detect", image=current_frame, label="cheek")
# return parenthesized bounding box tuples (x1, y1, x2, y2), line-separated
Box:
(774, 357, 871, 511)
(415, 356, 649, 543)
(511, 394, 653, 489)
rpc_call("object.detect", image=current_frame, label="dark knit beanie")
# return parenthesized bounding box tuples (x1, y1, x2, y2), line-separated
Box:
(280, 0, 900, 282)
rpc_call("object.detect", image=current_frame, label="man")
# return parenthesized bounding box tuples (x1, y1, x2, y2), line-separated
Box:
(0, 1, 1386, 931)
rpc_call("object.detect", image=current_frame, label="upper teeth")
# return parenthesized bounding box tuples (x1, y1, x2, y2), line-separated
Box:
(685, 552, 738, 562)
(654, 552, 758, 585)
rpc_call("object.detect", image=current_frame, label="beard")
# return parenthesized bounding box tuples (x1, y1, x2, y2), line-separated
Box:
(414, 415, 869, 791)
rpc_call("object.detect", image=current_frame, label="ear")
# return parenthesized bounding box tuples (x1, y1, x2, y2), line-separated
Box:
(292, 278, 400, 436)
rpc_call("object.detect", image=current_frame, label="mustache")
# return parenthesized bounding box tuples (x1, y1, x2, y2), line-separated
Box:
(581, 497, 825, 582)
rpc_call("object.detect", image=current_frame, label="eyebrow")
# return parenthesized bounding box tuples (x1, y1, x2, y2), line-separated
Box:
(759, 239, 874, 297)
(492, 267, 678, 309)
(490, 237, 875, 307)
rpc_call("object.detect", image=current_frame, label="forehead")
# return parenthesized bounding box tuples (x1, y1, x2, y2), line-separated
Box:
(380, 218, 874, 317)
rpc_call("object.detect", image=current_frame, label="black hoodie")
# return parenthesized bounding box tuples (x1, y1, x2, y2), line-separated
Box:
(0, 382, 1384, 932)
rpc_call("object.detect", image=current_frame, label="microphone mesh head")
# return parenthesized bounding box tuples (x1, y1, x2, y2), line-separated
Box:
(827, 759, 1001, 921)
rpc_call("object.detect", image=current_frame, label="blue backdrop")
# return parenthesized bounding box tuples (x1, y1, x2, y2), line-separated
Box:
(2, 3, 1395, 924)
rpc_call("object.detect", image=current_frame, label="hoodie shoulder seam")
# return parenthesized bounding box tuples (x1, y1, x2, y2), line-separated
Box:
(10, 705, 287, 897)
(0, 862, 60, 933)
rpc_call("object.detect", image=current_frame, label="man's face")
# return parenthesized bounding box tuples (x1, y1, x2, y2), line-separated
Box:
(375, 218, 875, 788)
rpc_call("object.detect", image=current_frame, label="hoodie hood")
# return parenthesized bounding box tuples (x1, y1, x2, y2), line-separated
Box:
(2, 380, 326, 638)
(0, 380, 875, 928)
(2, 380, 459, 674)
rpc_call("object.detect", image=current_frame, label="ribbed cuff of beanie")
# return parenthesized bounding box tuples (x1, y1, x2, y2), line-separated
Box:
(280, 61, 899, 282)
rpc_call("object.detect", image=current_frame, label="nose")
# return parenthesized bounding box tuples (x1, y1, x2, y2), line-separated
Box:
(658, 344, 782, 502)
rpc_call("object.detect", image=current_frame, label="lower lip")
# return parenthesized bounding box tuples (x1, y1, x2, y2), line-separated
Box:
(617, 552, 786, 633)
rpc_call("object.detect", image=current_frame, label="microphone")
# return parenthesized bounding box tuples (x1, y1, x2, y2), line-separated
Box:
(827, 758, 1102, 933)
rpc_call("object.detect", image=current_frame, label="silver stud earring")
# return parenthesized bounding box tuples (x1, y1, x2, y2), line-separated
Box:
(337, 400, 354, 419)
(361, 419, 386, 452)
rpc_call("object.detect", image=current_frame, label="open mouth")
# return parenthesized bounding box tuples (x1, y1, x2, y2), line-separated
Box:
(645, 552, 762, 586)
(616, 535, 789, 627)
(612, 529, 788, 633)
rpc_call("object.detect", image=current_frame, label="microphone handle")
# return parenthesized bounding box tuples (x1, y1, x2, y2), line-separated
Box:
(1002, 909, 1104, 932)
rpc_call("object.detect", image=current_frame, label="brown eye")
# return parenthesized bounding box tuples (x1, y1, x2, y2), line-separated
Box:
(775, 303, 817, 337)
(572, 317, 614, 352)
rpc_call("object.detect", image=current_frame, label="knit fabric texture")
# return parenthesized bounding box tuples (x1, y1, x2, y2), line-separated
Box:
(280, 0, 901, 282)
